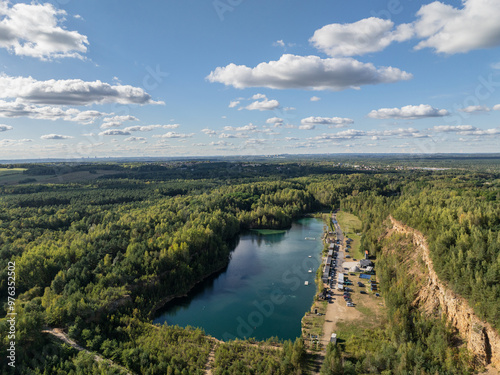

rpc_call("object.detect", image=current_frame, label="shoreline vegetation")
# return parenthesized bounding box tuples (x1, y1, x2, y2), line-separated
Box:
(0, 159, 498, 374)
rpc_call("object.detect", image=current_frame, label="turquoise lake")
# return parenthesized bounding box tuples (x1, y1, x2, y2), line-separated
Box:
(154, 217, 325, 341)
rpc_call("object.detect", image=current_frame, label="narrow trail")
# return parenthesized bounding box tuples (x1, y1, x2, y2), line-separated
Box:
(307, 350, 324, 374)
(204, 342, 217, 375)
(42, 328, 134, 375)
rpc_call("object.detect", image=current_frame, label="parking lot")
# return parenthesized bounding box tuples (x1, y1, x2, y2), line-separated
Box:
(319, 213, 384, 349)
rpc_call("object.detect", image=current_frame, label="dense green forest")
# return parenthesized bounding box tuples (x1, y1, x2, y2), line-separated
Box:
(0, 159, 499, 374)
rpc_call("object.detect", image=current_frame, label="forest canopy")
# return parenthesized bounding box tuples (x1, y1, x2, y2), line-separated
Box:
(0, 158, 499, 374)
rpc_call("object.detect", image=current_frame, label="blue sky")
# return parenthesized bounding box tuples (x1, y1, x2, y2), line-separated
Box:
(1, 0, 500, 158)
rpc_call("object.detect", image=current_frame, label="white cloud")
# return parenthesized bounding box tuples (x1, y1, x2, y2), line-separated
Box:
(251, 93, 267, 100)
(153, 132, 194, 138)
(0, 124, 13, 132)
(492, 62, 500, 70)
(307, 127, 426, 141)
(101, 115, 138, 129)
(299, 124, 315, 130)
(368, 127, 427, 138)
(266, 117, 284, 125)
(210, 140, 232, 147)
(0, 138, 32, 146)
(285, 137, 299, 141)
(300, 116, 354, 127)
(311, 129, 365, 140)
(432, 125, 500, 136)
(459, 105, 491, 113)
(223, 124, 257, 132)
(201, 128, 217, 136)
(207, 54, 412, 91)
(494, 104, 500, 111)
(272, 40, 295, 48)
(219, 133, 238, 138)
(0, 74, 162, 106)
(459, 128, 500, 136)
(414, 0, 500, 54)
(310, 96, 321, 102)
(229, 100, 240, 108)
(433, 125, 476, 132)
(0, 99, 107, 123)
(41, 134, 74, 140)
(0, 1, 88, 60)
(219, 132, 249, 138)
(124, 124, 179, 132)
(245, 139, 266, 146)
(368, 104, 449, 119)
(310, 17, 413, 57)
(125, 136, 146, 142)
(99, 129, 131, 136)
(245, 98, 280, 111)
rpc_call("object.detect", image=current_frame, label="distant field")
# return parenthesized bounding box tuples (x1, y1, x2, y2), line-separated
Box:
(0, 168, 26, 176)
(0, 169, 120, 185)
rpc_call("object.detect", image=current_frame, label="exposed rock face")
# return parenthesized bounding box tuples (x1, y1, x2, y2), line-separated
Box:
(390, 216, 500, 369)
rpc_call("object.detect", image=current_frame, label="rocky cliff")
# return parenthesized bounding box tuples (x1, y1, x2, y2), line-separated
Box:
(389, 216, 500, 369)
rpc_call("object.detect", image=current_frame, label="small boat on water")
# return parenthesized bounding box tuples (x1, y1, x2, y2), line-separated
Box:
(305, 237, 316, 240)
(308, 269, 312, 273)
(308, 255, 312, 258)
(304, 281, 309, 286)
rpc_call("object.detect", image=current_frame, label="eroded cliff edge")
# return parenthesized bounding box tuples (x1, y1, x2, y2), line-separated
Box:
(389, 216, 500, 369)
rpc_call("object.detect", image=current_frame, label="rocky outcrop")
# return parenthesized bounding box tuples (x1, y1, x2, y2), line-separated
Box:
(389, 216, 500, 369)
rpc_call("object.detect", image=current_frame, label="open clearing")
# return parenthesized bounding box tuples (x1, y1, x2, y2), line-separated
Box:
(336, 211, 363, 259)
(320, 273, 386, 349)
(0, 167, 27, 176)
(336, 211, 362, 233)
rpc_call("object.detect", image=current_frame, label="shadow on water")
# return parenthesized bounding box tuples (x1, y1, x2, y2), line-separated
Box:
(157, 262, 230, 316)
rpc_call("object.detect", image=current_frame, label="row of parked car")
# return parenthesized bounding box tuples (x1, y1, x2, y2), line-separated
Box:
(343, 291, 354, 307)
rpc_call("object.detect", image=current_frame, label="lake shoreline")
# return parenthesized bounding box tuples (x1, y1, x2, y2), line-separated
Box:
(148, 261, 230, 320)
